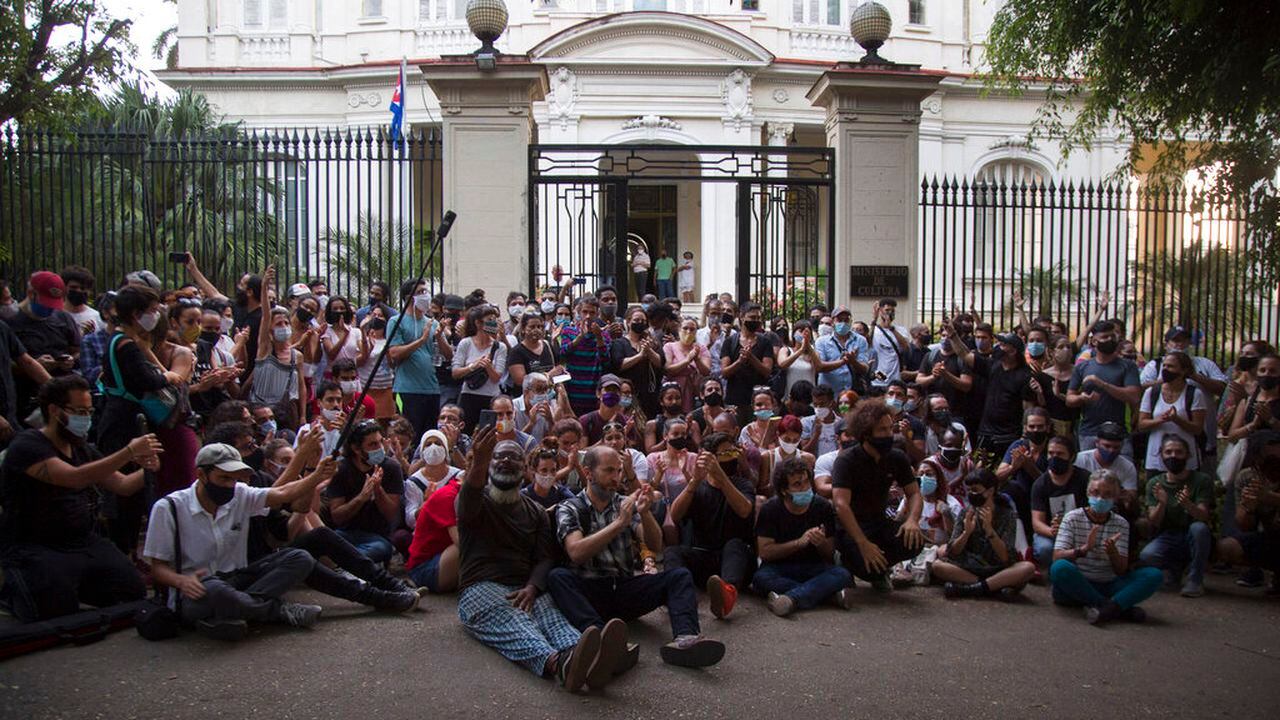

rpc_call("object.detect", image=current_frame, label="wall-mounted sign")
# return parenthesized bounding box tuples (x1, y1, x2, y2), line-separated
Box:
(849, 265, 908, 298)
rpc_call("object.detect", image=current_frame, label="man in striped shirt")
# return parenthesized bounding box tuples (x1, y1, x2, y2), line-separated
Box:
(1049, 470, 1163, 625)
(558, 296, 613, 417)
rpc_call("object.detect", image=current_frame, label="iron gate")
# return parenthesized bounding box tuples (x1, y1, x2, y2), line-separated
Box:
(528, 144, 834, 317)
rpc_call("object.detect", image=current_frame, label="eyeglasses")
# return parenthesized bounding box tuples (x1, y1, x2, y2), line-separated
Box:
(60, 405, 93, 417)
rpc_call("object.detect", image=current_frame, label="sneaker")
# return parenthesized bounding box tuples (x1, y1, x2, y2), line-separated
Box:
(275, 602, 323, 628)
(1085, 602, 1120, 626)
(869, 575, 893, 594)
(586, 619, 627, 690)
(613, 643, 641, 677)
(706, 575, 737, 619)
(834, 587, 856, 611)
(557, 626, 600, 692)
(1180, 581, 1205, 598)
(660, 635, 726, 668)
(1236, 567, 1265, 588)
(1120, 606, 1147, 623)
(196, 618, 248, 642)
(889, 567, 914, 588)
(766, 592, 795, 617)
(997, 586, 1022, 603)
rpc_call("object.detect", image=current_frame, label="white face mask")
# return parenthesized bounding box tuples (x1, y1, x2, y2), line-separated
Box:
(220, 316, 234, 334)
(495, 418, 513, 434)
(814, 406, 832, 420)
(779, 439, 799, 455)
(541, 299, 555, 314)
(508, 305, 524, 319)
(534, 473, 556, 490)
(138, 311, 160, 331)
(421, 443, 447, 466)
(413, 294, 432, 312)
(321, 407, 340, 421)
(339, 380, 360, 395)
(817, 324, 834, 337)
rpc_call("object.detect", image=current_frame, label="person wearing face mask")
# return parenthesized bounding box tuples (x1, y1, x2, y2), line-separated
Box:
(319, 421, 404, 563)
(514, 371, 561, 442)
(143, 441, 335, 641)
(508, 313, 560, 392)
(576, 374, 627, 446)
(648, 416, 701, 507)
(931, 469, 1035, 600)
(609, 306, 665, 419)
(0, 376, 161, 621)
(1220, 340, 1272, 437)
(329, 359, 378, 423)
(688, 378, 731, 443)
(1050, 470, 1161, 625)
(187, 307, 241, 419)
(354, 281, 390, 325)
(888, 460, 961, 587)
(969, 333, 1043, 463)
(352, 309, 395, 418)
(928, 426, 975, 497)
(800, 383, 841, 457)
(1140, 326, 1228, 455)
(548, 445, 724, 672)
(451, 305, 508, 433)
(831, 400, 926, 592)
(8, 271, 80, 418)
(521, 446, 575, 510)
(405, 432, 466, 595)
(59, 265, 105, 336)
(642, 383, 687, 453)
(320, 295, 362, 369)
(491, 395, 539, 453)
(721, 303, 777, 426)
(1038, 336, 1080, 438)
(914, 319, 977, 438)
(867, 299, 911, 391)
(664, 432, 756, 620)
(1067, 321, 1142, 455)
(995, 408, 1052, 539)
(1216, 431, 1280, 593)
(1074, 421, 1139, 507)
(815, 306, 869, 397)
(1140, 435, 1214, 597)
(778, 320, 820, 398)
(403, 430, 463, 525)
(1030, 436, 1092, 571)
(385, 280, 447, 446)
(752, 458, 853, 616)
(1136, 351, 1209, 474)
(695, 299, 728, 380)
(759, 415, 815, 502)
(455, 430, 611, 692)
(1227, 353, 1280, 442)
(0, 301, 52, 449)
(882, 380, 927, 465)
(663, 317, 711, 413)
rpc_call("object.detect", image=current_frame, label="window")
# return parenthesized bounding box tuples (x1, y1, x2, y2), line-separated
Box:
(363, 0, 383, 16)
(244, 0, 287, 29)
(974, 159, 1046, 274)
(825, 0, 839, 25)
(908, 0, 926, 25)
(635, 0, 667, 9)
(742, 0, 759, 10)
(595, 0, 624, 11)
(795, 0, 839, 26)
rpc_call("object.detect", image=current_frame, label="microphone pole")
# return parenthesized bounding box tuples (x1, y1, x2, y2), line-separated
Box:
(331, 210, 457, 457)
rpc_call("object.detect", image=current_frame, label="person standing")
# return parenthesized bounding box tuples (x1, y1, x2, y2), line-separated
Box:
(677, 251, 696, 304)
(559, 297, 613, 417)
(653, 249, 677, 300)
(7, 271, 81, 419)
(1067, 321, 1142, 455)
(719, 303, 776, 427)
(815, 306, 869, 396)
(451, 305, 508, 433)
(631, 247, 651, 301)
(388, 280, 445, 445)
(868, 299, 911, 391)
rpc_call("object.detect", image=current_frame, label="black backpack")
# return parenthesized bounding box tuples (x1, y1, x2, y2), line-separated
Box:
(1143, 383, 1207, 454)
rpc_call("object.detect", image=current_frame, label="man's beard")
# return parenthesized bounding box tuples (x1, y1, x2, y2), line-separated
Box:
(487, 469, 522, 504)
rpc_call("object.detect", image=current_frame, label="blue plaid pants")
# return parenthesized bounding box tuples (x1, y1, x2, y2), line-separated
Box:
(458, 581, 581, 675)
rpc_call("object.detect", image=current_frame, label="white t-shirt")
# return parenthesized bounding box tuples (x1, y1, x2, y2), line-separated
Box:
(1141, 385, 1208, 471)
(897, 495, 963, 545)
(1140, 357, 1227, 452)
(869, 324, 910, 386)
(814, 449, 840, 482)
(322, 325, 363, 366)
(632, 251, 651, 273)
(801, 415, 840, 457)
(403, 466, 463, 528)
(1074, 449, 1139, 492)
(627, 447, 652, 486)
(677, 259, 695, 289)
(452, 336, 508, 397)
(68, 306, 104, 334)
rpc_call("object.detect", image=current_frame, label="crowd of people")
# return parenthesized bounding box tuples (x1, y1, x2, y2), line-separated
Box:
(1, 259, 1278, 690)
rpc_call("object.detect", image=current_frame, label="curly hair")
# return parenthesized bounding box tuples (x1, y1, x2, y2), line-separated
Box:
(848, 398, 891, 442)
(772, 456, 811, 498)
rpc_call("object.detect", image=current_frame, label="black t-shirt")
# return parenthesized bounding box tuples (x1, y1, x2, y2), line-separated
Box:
(1036, 369, 1078, 424)
(831, 444, 916, 525)
(754, 495, 837, 566)
(321, 458, 404, 536)
(0, 429, 102, 548)
(975, 356, 1036, 439)
(1030, 467, 1091, 519)
(609, 337, 664, 418)
(721, 332, 777, 409)
(5, 308, 79, 364)
(0, 320, 27, 425)
(507, 340, 558, 379)
(684, 474, 756, 550)
(918, 349, 974, 423)
(246, 469, 291, 563)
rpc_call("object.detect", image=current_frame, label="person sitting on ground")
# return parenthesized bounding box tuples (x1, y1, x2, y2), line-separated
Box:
(831, 399, 926, 592)
(404, 430, 462, 527)
(142, 442, 335, 640)
(1050, 470, 1162, 625)
(548, 445, 725, 670)
(577, 373, 626, 446)
(997, 407, 1051, 531)
(752, 457, 854, 616)
(491, 394, 539, 453)
(1139, 435, 1214, 598)
(932, 468, 1036, 600)
(889, 459, 963, 587)
(0, 376, 162, 621)
(759, 415, 816, 503)
(320, 420, 404, 563)
(800, 383, 840, 457)
(454, 428, 613, 693)
(813, 418, 855, 499)
(1030, 435, 1091, 571)
(524, 445, 575, 511)
(1074, 420, 1139, 515)
(329, 358, 377, 421)
(405, 443, 466, 595)
(883, 379, 927, 465)
(928, 424, 975, 496)
(664, 431, 757, 620)
(513, 371, 564, 443)
(1216, 430, 1280, 593)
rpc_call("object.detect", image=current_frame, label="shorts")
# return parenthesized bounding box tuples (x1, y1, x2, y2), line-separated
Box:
(408, 553, 443, 593)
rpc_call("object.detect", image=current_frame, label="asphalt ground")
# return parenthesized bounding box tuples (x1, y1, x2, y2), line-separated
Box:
(2, 571, 1278, 720)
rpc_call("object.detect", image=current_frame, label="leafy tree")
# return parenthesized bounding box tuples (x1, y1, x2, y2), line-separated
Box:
(0, 0, 133, 127)
(1005, 260, 1095, 326)
(983, 0, 1280, 283)
(151, 0, 178, 70)
(322, 213, 440, 304)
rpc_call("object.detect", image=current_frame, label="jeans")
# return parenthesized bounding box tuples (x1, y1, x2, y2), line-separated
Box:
(663, 538, 754, 589)
(836, 518, 918, 581)
(1033, 534, 1056, 569)
(546, 566, 700, 638)
(291, 526, 406, 600)
(0, 535, 146, 622)
(1049, 559, 1162, 610)
(398, 392, 440, 447)
(408, 553, 443, 593)
(1139, 522, 1212, 585)
(334, 529, 395, 564)
(656, 278, 675, 300)
(180, 548, 314, 624)
(751, 561, 852, 610)
(633, 271, 648, 298)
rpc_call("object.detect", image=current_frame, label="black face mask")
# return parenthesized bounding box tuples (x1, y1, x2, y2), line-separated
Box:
(1096, 339, 1119, 355)
(1259, 376, 1280, 391)
(1237, 355, 1259, 372)
(1048, 456, 1071, 475)
(939, 447, 963, 467)
(234, 289, 248, 307)
(1163, 456, 1188, 475)
(296, 308, 314, 324)
(663, 403, 682, 416)
(840, 439, 857, 450)
(326, 310, 351, 325)
(704, 392, 723, 407)
(244, 448, 265, 472)
(933, 410, 952, 427)
(1161, 369, 1180, 383)
(1026, 430, 1048, 446)
(719, 460, 738, 477)
(67, 289, 88, 306)
(869, 436, 894, 453)
(967, 492, 987, 507)
(367, 296, 380, 306)
(203, 479, 236, 507)
(369, 318, 387, 332)
(630, 322, 649, 334)
(199, 330, 221, 344)
(668, 436, 691, 451)
(721, 313, 734, 325)
(743, 320, 763, 332)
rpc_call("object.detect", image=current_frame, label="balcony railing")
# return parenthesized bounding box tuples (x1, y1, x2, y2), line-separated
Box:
(239, 34, 291, 64)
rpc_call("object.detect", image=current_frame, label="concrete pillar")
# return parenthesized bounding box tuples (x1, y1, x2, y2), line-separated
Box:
(423, 59, 548, 302)
(807, 66, 943, 323)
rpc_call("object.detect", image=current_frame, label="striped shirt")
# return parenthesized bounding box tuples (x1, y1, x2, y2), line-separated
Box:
(558, 323, 613, 415)
(1054, 508, 1130, 582)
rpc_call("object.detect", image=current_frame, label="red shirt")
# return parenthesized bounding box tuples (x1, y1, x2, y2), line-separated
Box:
(407, 477, 461, 569)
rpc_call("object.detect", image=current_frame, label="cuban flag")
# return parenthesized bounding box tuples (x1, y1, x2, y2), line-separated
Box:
(389, 61, 406, 150)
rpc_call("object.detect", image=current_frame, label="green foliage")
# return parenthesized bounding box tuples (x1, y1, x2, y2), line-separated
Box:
(322, 213, 441, 303)
(982, 0, 1280, 284)
(1005, 260, 1096, 322)
(0, 0, 133, 127)
(752, 275, 826, 322)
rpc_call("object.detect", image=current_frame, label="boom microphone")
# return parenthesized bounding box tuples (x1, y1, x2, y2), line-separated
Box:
(436, 210, 458, 241)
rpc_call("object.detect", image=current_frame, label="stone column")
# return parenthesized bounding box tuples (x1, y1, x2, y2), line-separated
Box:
(807, 66, 943, 323)
(423, 59, 548, 301)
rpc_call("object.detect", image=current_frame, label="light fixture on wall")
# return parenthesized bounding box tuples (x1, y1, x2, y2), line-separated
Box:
(849, 1, 893, 64)
(466, 0, 508, 71)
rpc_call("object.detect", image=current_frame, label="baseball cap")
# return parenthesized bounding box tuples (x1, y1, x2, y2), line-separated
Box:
(1164, 325, 1190, 342)
(125, 270, 163, 291)
(832, 305, 852, 319)
(997, 332, 1025, 354)
(1097, 421, 1127, 441)
(29, 271, 66, 311)
(599, 373, 622, 390)
(288, 283, 311, 299)
(195, 443, 253, 473)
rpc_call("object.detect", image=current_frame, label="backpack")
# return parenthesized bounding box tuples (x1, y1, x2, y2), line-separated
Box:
(98, 333, 182, 428)
(134, 497, 184, 641)
(1144, 383, 1207, 454)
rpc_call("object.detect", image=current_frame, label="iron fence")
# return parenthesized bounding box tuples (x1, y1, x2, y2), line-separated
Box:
(918, 175, 1279, 367)
(0, 127, 444, 302)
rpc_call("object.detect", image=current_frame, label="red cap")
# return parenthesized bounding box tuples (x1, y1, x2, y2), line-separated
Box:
(30, 271, 65, 311)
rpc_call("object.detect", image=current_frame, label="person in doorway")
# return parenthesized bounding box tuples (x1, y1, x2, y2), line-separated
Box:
(654, 249, 677, 300)
(677, 251, 696, 304)
(631, 246, 651, 300)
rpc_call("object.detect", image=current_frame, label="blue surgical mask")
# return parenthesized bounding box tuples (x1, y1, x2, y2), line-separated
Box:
(64, 413, 92, 439)
(31, 301, 55, 318)
(621, 395, 634, 409)
(789, 489, 814, 507)
(366, 448, 386, 466)
(1097, 447, 1119, 464)
(544, 391, 557, 405)
(260, 419, 278, 435)
(886, 397, 904, 413)
(273, 326, 292, 343)
(919, 475, 938, 496)
(1027, 341, 1046, 358)
(835, 321, 851, 336)
(754, 409, 773, 421)
(1088, 496, 1114, 514)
